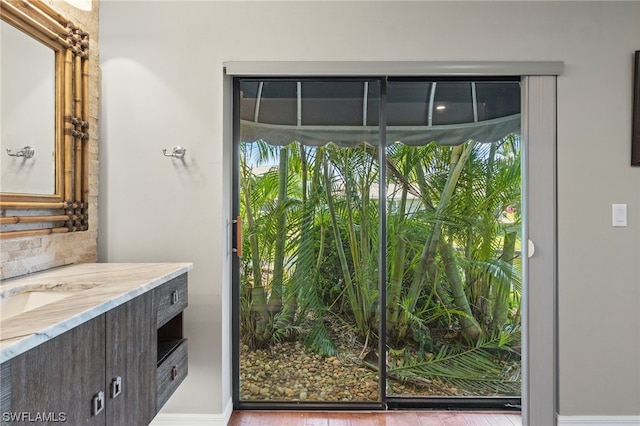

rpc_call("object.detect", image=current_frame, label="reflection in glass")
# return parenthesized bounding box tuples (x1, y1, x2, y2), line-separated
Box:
(1, 20, 55, 195)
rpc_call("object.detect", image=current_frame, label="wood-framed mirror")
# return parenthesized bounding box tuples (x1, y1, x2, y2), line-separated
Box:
(0, 0, 89, 238)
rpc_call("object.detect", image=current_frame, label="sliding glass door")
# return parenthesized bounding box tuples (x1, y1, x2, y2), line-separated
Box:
(234, 77, 522, 408)
(236, 80, 383, 405)
(384, 80, 522, 401)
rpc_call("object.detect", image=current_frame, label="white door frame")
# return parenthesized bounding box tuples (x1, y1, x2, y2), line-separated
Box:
(521, 75, 558, 426)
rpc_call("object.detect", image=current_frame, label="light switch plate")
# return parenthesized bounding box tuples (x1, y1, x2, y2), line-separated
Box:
(612, 204, 627, 227)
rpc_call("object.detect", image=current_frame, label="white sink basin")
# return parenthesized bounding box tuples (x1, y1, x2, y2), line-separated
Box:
(0, 286, 94, 321)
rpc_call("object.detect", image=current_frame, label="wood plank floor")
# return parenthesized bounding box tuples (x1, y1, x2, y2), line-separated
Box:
(228, 410, 522, 425)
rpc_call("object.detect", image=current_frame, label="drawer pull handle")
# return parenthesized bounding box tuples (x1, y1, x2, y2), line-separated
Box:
(110, 376, 122, 398)
(92, 391, 105, 416)
(171, 365, 178, 381)
(171, 290, 179, 305)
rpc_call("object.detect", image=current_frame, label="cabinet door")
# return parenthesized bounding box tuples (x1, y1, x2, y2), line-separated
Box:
(6, 316, 106, 425)
(105, 292, 156, 426)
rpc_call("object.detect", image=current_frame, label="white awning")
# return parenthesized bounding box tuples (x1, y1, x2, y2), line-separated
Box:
(241, 114, 519, 147)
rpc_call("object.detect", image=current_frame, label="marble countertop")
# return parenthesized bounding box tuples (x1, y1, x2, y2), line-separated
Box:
(0, 262, 193, 363)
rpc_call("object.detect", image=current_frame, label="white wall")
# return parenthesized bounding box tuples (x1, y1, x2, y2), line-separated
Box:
(99, 1, 640, 418)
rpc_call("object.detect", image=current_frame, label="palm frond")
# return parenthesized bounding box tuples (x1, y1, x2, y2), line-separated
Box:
(304, 320, 337, 356)
(387, 330, 521, 396)
(271, 324, 302, 343)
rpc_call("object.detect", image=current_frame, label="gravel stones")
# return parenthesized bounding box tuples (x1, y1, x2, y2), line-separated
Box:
(240, 341, 379, 402)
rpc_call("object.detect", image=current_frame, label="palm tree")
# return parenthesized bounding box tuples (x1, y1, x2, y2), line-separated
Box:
(240, 132, 522, 395)
(240, 141, 338, 354)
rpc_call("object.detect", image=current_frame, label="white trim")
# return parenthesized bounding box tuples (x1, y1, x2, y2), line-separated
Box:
(224, 60, 564, 77)
(149, 414, 224, 426)
(557, 415, 640, 425)
(150, 398, 233, 426)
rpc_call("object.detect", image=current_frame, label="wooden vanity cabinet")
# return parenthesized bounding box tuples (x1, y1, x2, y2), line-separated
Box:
(105, 291, 156, 425)
(2, 316, 106, 425)
(0, 273, 189, 426)
(1, 292, 154, 426)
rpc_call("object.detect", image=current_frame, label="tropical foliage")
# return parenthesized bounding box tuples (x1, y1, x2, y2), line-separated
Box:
(239, 133, 522, 397)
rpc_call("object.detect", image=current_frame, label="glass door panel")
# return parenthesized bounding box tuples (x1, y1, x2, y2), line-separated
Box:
(237, 79, 382, 404)
(384, 80, 522, 399)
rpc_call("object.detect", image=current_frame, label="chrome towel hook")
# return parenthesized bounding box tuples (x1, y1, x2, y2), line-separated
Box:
(162, 146, 186, 159)
(6, 146, 35, 158)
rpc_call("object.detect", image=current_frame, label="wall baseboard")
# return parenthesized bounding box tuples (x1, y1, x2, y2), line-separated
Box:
(557, 415, 640, 425)
(150, 398, 233, 426)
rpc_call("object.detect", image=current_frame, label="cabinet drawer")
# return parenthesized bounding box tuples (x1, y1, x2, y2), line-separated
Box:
(156, 274, 188, 328)
(156, 339, 188, 411)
